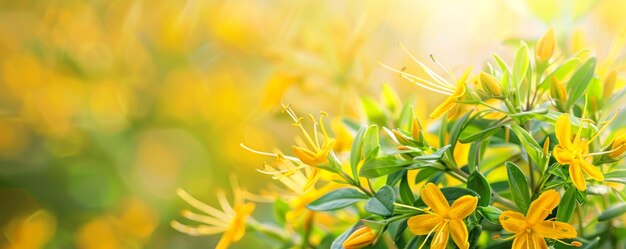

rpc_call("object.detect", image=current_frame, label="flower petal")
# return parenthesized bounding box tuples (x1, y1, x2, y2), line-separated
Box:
(449, 196, 478, 220)
(431, 221, 450, 249)
(407, 213, 442, 235)
(421, 183, 451, 215)
(499, 211, 527, 234)
(553, 146, 574, 164)
(526, 190, 559, 225)
(430, 95, 457, 119)
(530, 232, 549, 249)
(579, 159, 604, 181)
(556, 114, 574, 150)
(534, 221, 577, 239)
(511, 232, 529, 249)
(449, 219, 469, 249)
(569, 160, 587, 191)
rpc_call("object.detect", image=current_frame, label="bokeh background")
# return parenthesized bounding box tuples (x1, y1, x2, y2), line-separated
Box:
(1, 0, 625, 248)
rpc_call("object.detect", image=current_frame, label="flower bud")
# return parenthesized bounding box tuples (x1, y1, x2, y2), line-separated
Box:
(609, 134, 626, 158)
(411, 117, 423, 142)
(479, 72, 503, 96)
(536, 28, 556, 61)
(603, 70, 617, 98)
(342, 226, 376, 249)
(550, 78, 567, 105)
(543, 137, 550, 155)
(392, 129, 413, 145)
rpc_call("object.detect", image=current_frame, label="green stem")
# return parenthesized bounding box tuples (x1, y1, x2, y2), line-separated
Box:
(248, 219, 291, 243)
(504, 99, 518, 114)
(448, 169, 517, 210)
(339, 171, 373, 196)
(480, 101, 507, 113)
(576, 205, 585, 238)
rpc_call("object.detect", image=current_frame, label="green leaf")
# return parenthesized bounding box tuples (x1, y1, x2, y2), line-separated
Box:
(538, 58, 582, 90)
(505, 162, 531, 213)
(477, 206, 502, 224)
(566, 58, 597, 108)
(365, 185, 396, 216)
(399, 173, 415, 204)
(604, 169, 626, 184)
(449, 112, 472, 154)
(468, 225, 482, 249)
(331, 223, 358, 249)
(350, 126, 367, 181)
(468, 170, 491, 206)
(397, 103, 414, 131)
(415, 168, 439, 184)
(598, 202, 626, 221)
(556, 185, 577, 222)
(492, 53, 511, 75)
(360, 156, 417, 178)
(413, 145, 451, 161)
(509, 124, 546, 171)
(459, 120, 507, 143)
(512, 42, 530, 89)
(381, 83, 401, 114)
(361, 97, 386, 125)
(273, 198, 289, 225)
(363, 125, 380, 160)
(307, 188, 368, 211)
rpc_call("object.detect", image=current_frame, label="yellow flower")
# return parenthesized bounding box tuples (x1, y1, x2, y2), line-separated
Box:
(343, 226, 376, 249)
(499, 190, 578, 249)
(284, 104, 336, 167)
(609, 133, 626, 158)
(553, 114, 604, 191)
(536, 28, 556, 61)
(407, 183, 478, 249)
(479, 72, 503, 97)
(171, 188, 255, 249)
(381, 45, 472, 119)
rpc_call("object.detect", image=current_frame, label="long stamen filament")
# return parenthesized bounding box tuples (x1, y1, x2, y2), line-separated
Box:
(240, 143, 302, 162)
(379, 62, 455, 94)
(589, 111, 618, 142)
(399, 43, 454, 87)
(430, 54, 457, 83)
(585, 143, 625, 156)
(392, 202, 430, 213)
(574, 93, 589, 145)
(418, 222, 442, 249)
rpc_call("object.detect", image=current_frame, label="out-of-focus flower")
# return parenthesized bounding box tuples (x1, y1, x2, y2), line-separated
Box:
(258, 153, 319, 194)
(342, 226, 376, 249)
(535, 28, 556, 62)
(3, 210, 56, 249)
(407, 183, 477, 249)
(499, 190, 578, 249)
(171, 188, 255, 249)
(553, 114, 604, 191)
(75, 198, 158, 249)
(550, 78, 568, 111)
(603, 70, 618, 99)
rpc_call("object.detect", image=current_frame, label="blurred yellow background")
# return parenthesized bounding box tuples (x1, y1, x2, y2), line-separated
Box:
(1, 0, 625, 248)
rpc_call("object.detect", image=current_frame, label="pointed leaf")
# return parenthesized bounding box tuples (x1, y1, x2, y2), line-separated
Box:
(307, 188, 369, 211)
(505, 162, 531, 213)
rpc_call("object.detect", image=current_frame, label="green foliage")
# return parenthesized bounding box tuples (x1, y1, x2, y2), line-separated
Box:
(307, 188, 369, 211)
